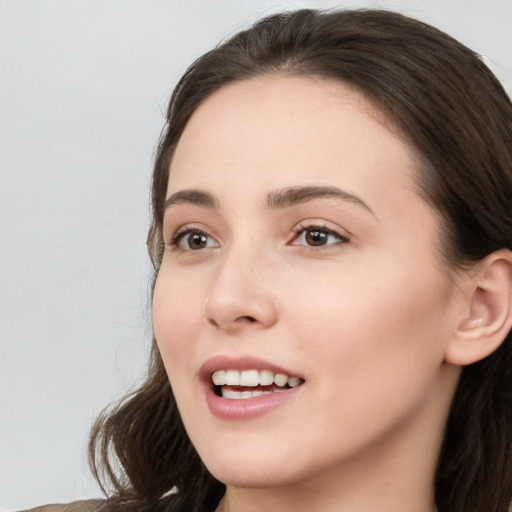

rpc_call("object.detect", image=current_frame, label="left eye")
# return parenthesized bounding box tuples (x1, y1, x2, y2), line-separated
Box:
(172, 229, 217, 251)
(293, 226, 346, 247)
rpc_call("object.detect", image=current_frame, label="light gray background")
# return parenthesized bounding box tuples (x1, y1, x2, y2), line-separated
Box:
(1, 0, 511, 509)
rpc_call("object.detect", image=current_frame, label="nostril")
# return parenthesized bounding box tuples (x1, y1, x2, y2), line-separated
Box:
(208, 318, 220, 327)
(206, 316, 256, 327)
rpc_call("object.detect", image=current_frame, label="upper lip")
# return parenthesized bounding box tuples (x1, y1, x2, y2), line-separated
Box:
(199, 354, 303, 382)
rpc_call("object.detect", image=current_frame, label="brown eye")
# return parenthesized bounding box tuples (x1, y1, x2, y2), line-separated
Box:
(171, 228, 217, 251)
(305, 230, 329, 246)
(187, 232, 208, 250)
(292, 225, 347, 248)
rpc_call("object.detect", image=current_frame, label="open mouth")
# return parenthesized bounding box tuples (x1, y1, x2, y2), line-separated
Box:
(211, 369, 305, 399)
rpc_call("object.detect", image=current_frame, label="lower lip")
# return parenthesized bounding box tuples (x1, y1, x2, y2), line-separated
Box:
(203, 382, 303, 420)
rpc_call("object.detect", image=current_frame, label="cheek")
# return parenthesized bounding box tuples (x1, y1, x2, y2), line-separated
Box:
(288, 256, 452, 408)
(152, 268, 205, 377)
(275, 278, 451, 468)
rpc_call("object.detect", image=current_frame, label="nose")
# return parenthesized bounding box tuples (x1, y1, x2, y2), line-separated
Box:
(203, 245, 278, 331)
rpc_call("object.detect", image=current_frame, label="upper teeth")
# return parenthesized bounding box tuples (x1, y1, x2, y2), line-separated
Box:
(212, 369, 301, 388)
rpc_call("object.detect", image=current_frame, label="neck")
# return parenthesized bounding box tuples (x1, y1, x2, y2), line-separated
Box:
(221, 456, 438, 512)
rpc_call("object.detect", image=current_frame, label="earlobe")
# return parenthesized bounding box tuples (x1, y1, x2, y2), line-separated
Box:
(445, 249, 512, 366)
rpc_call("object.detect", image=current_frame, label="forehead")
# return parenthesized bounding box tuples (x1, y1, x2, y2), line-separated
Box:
(168, 74, 419, 206)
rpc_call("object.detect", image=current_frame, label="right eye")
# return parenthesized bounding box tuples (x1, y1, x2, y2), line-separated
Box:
(171, 227, 218, 251)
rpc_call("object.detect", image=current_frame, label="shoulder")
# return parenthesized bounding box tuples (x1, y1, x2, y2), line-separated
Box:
(20, 499, 108, 512)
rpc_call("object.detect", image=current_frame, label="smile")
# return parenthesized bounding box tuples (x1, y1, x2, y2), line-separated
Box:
(211, 369, 304, 399)
(200, 356, 305, 419)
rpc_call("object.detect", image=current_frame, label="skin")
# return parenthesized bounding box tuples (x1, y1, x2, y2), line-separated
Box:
(153, 75, 468, 512)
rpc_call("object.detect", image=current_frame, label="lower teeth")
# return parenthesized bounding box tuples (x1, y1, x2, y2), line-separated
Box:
(220, 387, 288, 399)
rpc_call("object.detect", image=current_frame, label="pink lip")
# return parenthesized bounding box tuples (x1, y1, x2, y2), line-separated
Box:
(200, 355, 305, 420)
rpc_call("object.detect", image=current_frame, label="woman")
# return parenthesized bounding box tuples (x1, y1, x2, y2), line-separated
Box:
(31, 8, 512, 512)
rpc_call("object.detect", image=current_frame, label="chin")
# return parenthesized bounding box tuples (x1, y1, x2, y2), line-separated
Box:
(193, 436, 320, 490)
(207, 461, 302, 489)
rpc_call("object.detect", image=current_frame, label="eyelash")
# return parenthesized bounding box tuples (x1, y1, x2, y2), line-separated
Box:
(291, 224, 349, 250)
(167, 223, 349, 252)
(169, 225, 216, 251)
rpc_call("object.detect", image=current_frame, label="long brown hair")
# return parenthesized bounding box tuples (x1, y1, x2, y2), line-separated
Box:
(89, 9, 512, 512)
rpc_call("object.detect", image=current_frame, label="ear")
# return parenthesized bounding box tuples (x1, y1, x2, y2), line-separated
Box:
(445, 249, 512, 366)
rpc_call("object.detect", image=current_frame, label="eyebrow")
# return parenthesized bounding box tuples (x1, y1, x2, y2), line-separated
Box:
(265, 186, 374, 214)
(164, 189, 219, 210)
(164, 185, 373, 215)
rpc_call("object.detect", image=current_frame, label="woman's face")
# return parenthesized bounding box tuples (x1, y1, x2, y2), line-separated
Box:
(153, 75, 462, 489)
